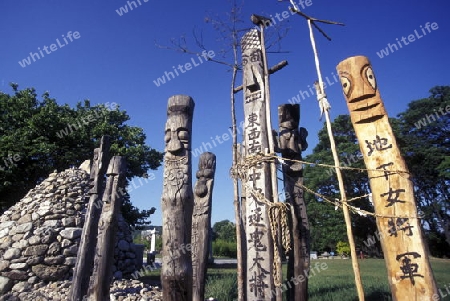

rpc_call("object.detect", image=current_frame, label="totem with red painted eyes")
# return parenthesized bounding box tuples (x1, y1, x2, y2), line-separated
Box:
(337, 56, 387, 124)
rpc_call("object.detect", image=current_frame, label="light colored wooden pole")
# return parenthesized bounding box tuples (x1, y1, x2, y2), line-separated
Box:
(337, 55, 439, 301)
(307, 19, 365, 301)
(192, 152, 216, 301)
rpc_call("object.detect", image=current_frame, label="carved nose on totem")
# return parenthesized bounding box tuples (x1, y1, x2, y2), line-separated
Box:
(167, 132, 183, 154)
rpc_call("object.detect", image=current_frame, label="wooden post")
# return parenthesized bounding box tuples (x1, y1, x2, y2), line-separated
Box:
(241, 28, 275, 301)
(87, 156, 127, 301)
(257, 22, 283, 301)
(278, 104, 310, 301)
(192, 152, 216, 301)
(161, 95, 195, 301)
(70, 136, 110, 301)
(337, 55, 439, 300)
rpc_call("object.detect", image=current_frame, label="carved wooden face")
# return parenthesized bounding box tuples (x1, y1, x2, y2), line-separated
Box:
(164, 115, 190, 155)
(194, 153, 216, 198)
(278, 104, 300, 156)
(279, 122, 300, 155)
(337, 56, 386, 124)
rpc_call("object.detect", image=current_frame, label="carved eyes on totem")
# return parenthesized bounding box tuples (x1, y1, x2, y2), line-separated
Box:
(339, 65, 377, 98)
(364, 66, 377, 90)
(340, 76, 352, 97)
(177, 129, 189, 143)
(242, 57, 248, 66)
(164, 128, 190, 144)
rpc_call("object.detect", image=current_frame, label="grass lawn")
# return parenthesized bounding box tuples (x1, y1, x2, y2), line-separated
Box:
(205, 258, 450, 301)
(138, 258, 450, 301)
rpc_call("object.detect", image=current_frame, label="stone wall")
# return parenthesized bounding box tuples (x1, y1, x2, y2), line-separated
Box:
(0, 167, 138, 294)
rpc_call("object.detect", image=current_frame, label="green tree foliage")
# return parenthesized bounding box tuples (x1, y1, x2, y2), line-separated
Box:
(396, 86, 450, 254)
(212, 239, 237, 258)
(0, 84, 163, 227)
(336, 241, 350, 257)
(212, 220, 236, 242)
(303, 115, 377, 253)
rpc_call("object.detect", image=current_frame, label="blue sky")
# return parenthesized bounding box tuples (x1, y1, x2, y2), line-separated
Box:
(1, 0, 449, 226)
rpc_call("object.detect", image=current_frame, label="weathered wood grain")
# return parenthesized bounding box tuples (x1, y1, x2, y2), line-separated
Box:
(70, 135, 110, 301)
(278, 104, 310, 301)
(241, 29, 275, 301)
(161, 95, 195, 301)
(87, 156, 127, 301)
(192, 152, 216, 301)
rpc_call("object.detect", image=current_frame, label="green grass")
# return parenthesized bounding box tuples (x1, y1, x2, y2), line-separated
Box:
(307, 258, 450, 301)
(137, 258, 450, 301)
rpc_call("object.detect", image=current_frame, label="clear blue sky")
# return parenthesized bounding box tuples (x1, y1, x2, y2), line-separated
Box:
(1, 1, 449, 226)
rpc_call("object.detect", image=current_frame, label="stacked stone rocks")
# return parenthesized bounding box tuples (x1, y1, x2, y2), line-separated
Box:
(0, 167, 138, 295)
(0, 279, 163, 301)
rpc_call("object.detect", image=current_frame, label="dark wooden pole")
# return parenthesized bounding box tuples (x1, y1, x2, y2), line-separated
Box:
(278, 104, 310, 301)
(70, 136, 110, 301)
(337, 55, 439, 300)
(87, 156, 127, 301)
(192, 152, 216, 301)
(161, 95, 195, 301)
(241, 29, 275, 301)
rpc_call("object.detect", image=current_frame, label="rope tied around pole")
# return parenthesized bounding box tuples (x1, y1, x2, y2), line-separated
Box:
(314, 81, 331, 118)
(246, 185, 291, 287)
(231, 152, 420, 219)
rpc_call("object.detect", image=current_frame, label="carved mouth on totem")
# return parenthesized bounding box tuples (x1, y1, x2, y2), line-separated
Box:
(164, 156, 188, 166)
(349, 98, 384, 124)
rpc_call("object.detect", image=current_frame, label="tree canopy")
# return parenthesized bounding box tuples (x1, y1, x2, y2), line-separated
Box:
(212, 219, 237, 242)
(0, 84, 163, 227)
(303, 115, 377, 253)
(396, 86, 450, 255)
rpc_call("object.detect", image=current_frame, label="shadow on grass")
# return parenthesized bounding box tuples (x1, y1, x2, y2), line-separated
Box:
(139, 275, 161, 286)
(364, 291, 392, 301)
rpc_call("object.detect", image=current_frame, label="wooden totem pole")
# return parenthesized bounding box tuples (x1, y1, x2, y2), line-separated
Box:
(87, 156, 127, 301)
(241, 28, 276, 301)
(70, 136, 110, 301)
(192, 152, 216, 301)
(161, 95, 195, 301)
(278, 104, 310, 301)
(337, 56, 438, 300)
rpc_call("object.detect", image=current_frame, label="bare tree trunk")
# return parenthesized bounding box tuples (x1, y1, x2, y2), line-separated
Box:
(161, 95, 195, 301)
(337, 55, 439, 300)
(70, 136, 110, 301)
(241, 29, 275, 301)
(192, 152, 216, 301)
(231, 61, 246, 301)
(278, 104, 310, 301)
(86, 156, 127, 301)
